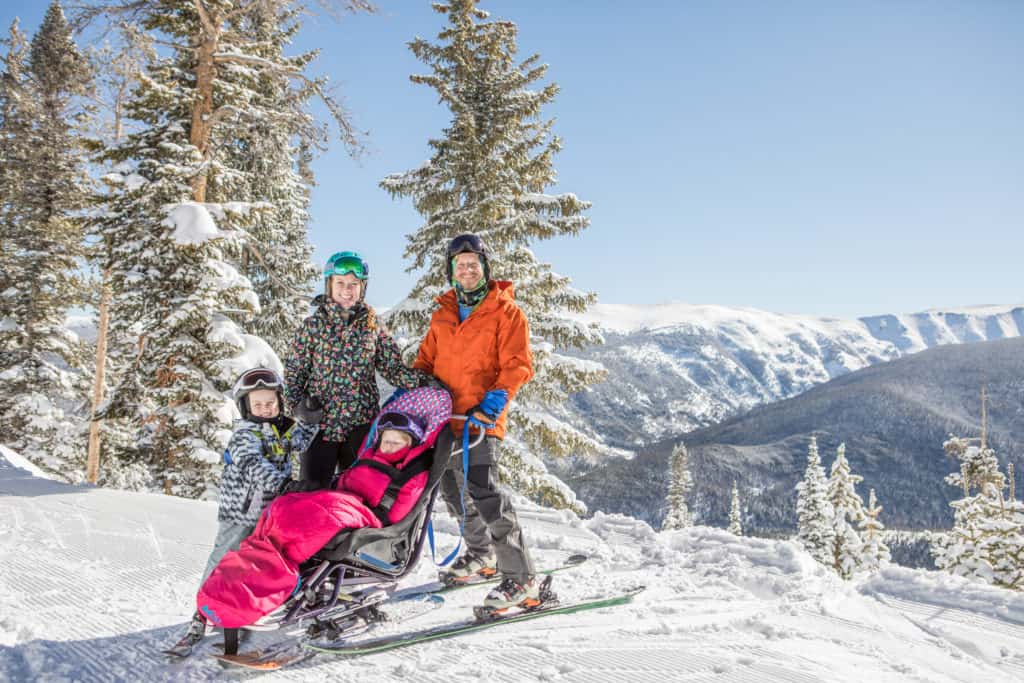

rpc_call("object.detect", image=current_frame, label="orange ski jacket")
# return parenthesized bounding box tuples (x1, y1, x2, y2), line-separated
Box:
(413, 281, 533, 439)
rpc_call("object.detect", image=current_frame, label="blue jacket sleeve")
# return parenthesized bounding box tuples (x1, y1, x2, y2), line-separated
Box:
(289, 421, 320, 454)
(229, 430, 291, 492)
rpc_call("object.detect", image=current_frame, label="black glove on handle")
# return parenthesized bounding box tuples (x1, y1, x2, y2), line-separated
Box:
(293, 395, 324, 424)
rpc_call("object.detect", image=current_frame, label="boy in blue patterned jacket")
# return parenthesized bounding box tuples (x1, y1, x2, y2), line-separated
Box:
(176, 368, 320, 649)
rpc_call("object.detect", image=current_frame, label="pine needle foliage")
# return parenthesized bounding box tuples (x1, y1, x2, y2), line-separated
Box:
(380, 0, 605, 509)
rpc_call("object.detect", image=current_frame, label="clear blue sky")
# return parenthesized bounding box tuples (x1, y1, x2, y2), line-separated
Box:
(4, 1, 1022, 317)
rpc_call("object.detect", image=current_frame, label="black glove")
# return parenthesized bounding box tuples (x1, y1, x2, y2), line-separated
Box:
(293, 395, 324, 424)
(279, 478, 321, 495)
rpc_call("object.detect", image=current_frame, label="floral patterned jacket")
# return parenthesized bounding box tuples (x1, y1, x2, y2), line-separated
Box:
(284, 297, 427, 442)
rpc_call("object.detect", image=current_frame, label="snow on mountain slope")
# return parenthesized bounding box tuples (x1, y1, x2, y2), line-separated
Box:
(2, 450, 1024, 681)
(565, 302, 1024, 447)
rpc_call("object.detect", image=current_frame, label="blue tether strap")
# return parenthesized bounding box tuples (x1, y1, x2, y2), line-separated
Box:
(427, 415, 491, 567)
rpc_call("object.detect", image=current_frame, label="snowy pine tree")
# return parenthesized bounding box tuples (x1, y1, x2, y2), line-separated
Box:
(85, 0, 371, 494)
(858, 488, 891, 572)
(728, 480, 743, 536)
(932, 437, 1024, 591)
(81, 24, 155, 486)
(0, 20, 32, 333)
(931, 436, 1007, 586)
(0, 3, 93, 472)
(827, 443, 866, 579)
(219, 4, 322, 358)
(380, 0, 605, 510)
(796, 436, 835, 566)
(94, 5, 260, 495)
(663, 442, 694, 530)
(985, 463, 1024, 591)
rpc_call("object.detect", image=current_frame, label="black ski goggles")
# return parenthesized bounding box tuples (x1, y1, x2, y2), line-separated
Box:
(448, 233, 486, 256)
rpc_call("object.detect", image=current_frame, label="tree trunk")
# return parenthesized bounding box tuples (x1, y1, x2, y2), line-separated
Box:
(85, 90, 126, 484)
(85, 273, 111, 483)
(190, 26, 219, 203)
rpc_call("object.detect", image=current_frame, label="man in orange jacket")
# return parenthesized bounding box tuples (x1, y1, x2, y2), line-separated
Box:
(413, 233, 539, 610)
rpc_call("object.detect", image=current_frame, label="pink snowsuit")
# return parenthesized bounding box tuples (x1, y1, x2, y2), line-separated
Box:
(197, 442, 430, 629)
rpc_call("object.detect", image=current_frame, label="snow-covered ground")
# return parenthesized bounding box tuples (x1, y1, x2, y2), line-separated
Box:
(2, 450, 1024, 682)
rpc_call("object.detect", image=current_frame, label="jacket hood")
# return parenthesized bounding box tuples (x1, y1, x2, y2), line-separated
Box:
(312, 295, 369, 325)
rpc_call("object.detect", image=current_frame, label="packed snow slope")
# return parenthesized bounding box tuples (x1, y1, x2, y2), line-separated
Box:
(564, 302, 1024, 448)
(3, 450, 1024, 682)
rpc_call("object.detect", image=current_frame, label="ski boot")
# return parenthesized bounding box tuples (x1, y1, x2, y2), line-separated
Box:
(163, 612, 209, 657)
(439, 551, 497, 586)
(474, 575, 556, 620)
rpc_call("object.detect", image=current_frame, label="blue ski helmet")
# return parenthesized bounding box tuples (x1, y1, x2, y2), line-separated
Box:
(323, 251, 369, 301)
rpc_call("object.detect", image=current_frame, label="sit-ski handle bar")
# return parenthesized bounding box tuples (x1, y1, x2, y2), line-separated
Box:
(447, 414, 490, 456)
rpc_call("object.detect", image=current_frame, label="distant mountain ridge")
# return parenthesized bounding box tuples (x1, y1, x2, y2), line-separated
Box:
(562, 303, 1024, 448)
(569, 336, 1024, 533)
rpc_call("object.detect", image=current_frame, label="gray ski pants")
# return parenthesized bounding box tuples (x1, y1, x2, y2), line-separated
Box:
(200, 520, 255, 584)
(435, 429, 535, 583)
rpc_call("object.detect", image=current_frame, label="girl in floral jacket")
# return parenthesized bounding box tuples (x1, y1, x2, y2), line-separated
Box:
(285, 251, 431, 488)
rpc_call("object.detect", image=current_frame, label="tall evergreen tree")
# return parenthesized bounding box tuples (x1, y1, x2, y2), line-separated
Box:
(96, 5, 260, 495)
(87, 0, 371, 494)
(82, 24, 155, 486)
(663, 442, 694, 530)
(827, 443, 866, 579)
(380, 0, 605, 509)
(0, 19, 32, 324)
(220, 4, 320, 358)
(0, 2, 93, 471)
(858, 488, 890, 572)
(931, 436, 1024, 590)
(796, 436, 835, 566)
(728, 480, 743, 536)
(931, 437, 1003, 583)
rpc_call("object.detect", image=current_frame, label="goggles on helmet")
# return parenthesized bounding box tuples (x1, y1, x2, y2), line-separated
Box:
(447, 234, 487, 257)
(324, 251, 369, 280)
(376, 411, 426, 445)
(233, 368, 283, 396)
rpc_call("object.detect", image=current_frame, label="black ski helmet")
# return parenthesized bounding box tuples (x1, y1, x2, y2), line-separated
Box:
(232, 367, 285, 421)
(446, 233, 490, 286)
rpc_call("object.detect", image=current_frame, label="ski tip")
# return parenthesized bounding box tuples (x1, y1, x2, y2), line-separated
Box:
(212, 653, 287, 670)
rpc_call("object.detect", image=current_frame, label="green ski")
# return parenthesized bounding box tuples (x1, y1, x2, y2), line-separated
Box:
(392, 553, 589, 602)
(306, 585, 645, 658)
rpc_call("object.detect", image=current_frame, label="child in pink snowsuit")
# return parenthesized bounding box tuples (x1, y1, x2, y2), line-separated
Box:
(197, 397, 444, 630)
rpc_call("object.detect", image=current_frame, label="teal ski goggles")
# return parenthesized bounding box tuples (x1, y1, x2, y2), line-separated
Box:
(324, 251, 369, 280)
